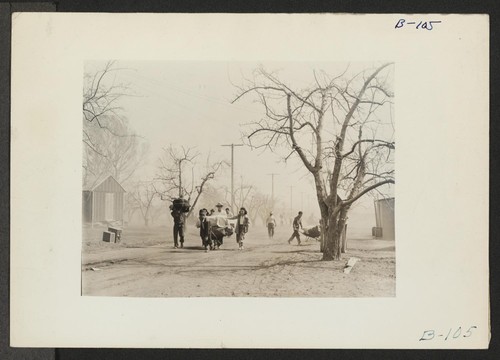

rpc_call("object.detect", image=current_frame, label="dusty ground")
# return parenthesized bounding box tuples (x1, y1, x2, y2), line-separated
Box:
(82, 224, 395, 297)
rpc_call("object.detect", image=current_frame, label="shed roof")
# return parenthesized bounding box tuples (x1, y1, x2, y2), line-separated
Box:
(375, 197, 394, 203)
(84, 175, 126, 193)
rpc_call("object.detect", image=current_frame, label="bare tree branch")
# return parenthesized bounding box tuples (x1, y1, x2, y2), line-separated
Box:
(342, 139, 395, 159)
(342, 179, 394, 207)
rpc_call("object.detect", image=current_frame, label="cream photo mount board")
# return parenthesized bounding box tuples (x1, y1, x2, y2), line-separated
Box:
(10, 13, 489, 348)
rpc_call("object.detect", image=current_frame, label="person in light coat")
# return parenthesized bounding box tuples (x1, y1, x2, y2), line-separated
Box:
(266, 212, 277, 239)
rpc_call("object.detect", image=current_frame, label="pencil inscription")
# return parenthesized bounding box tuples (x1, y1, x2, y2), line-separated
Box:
(395, 19, 442, 30)
(419, 326, 477, 341)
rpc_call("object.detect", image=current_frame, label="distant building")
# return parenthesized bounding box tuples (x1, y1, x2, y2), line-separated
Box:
(373, 197, 395, 240)
(82, 175, 126, 226)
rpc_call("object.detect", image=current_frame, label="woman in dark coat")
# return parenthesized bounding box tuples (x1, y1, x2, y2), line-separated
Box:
(196, 208, 212, 252)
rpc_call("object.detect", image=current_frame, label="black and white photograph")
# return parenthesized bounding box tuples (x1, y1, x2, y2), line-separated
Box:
(10, 13, 488, 349)
(81, 61, 395, 298)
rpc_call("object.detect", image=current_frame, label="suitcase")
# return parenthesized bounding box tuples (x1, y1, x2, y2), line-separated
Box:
(108, 227, 122, 242)
(102, 231, 116, 243)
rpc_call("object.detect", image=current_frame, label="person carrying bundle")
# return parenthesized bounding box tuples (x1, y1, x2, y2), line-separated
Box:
(170, 208, 186, 248)
(170, 196, 190, 249)
(205, 204, 232, 250)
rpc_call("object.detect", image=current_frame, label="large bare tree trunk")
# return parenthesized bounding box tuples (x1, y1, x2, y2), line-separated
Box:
(322, 221, 340, 261)
(323, 221, 346, 260)
(322, 207, 349, 261)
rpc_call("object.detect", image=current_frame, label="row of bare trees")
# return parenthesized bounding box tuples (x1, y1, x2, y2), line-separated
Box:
(81, 63, 248, 224)
(82, 63, 229, 225)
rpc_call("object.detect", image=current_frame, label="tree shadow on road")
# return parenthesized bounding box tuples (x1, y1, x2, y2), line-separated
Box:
(269, 249, 319, 254)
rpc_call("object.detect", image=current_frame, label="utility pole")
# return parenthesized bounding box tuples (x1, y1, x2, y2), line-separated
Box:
(289, 185, 294, 220)
(267, 173, 279, 210)
(178, 158, 186, 198)
(221, 143, 243, 213)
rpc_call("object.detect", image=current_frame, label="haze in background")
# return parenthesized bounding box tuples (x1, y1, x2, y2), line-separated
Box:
(84, 61, 394, 233)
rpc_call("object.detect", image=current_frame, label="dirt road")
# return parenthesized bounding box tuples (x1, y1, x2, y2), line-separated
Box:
(82, 226, 395, 297)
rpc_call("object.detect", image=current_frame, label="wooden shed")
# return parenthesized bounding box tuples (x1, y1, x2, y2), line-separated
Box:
(374, 197, 395, 240)
(82, 175, 126, 226)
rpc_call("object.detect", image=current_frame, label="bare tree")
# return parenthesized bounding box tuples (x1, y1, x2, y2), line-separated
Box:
(83, 61, 129, 132)
(82, 61, 147, 189)
(247, 192, 273, 226)
(233, 63, 395, 261)
(128, 181, 158, 227)
(83, 115, 148, 188)
(156, 146, 226, 218)
(198, 184, 226, 211)
(149, 202, 166, 226)
(223, 179, 274, 225)
(124, 191, 140, 224)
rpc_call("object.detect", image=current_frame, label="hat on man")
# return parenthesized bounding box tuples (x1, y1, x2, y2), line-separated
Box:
(215, 202, 224, 208)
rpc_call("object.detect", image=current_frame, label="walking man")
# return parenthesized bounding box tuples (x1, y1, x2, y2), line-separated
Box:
(171, 208, 186, 248)
(266, 212, 277, 239)
(215, 202, 224, 215)
(288, 211, 303, 245)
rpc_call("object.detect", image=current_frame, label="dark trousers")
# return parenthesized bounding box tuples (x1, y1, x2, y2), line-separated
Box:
(173, 224, 184, 246)
(267, 224, 275, 238)
(288, 230, 301, 244)
(236, 231, 245, 243)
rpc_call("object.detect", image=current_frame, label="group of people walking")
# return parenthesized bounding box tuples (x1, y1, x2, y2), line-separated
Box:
(170, 202, 305, 251)
(197, 203, 250, 252)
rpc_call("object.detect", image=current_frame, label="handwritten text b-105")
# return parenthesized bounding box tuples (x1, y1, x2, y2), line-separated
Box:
(395, 19, 442, 31)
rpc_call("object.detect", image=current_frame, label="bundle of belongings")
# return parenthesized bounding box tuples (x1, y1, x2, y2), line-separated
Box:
(302, 225, 321, 240)
(171, 198, 190, 213)
(206, 214, 234, 248)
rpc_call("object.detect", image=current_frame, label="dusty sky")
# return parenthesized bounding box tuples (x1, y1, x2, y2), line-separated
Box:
(85, 60, 394, 224)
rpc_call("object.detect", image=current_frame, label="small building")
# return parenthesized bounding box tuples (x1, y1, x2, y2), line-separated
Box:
(373, 197, 395, 240)
(83, 175, 126, 226)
